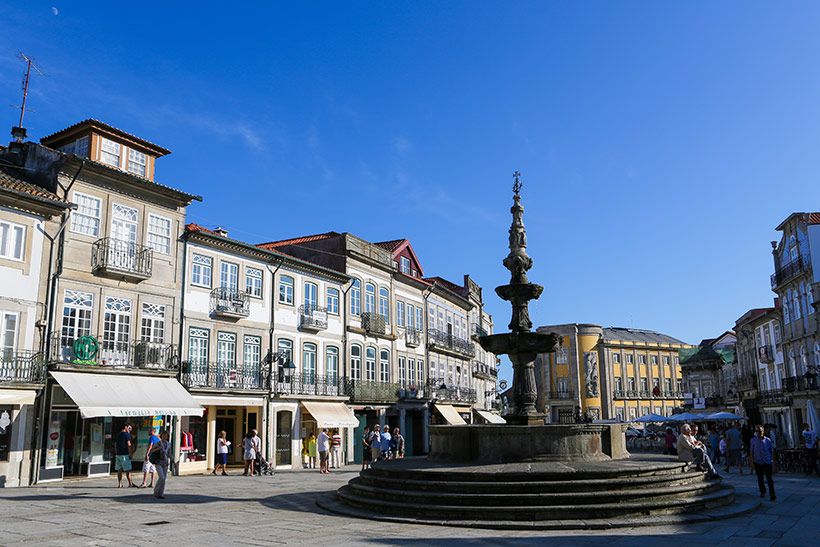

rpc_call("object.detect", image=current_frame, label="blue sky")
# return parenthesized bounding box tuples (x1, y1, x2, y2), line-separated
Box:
(2, 3, 820, 382)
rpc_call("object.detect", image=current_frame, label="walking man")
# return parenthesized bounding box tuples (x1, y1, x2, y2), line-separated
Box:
(331, 429, 343, 468)
(751, 424, 776, 501)
(724, 423, 744, 475)
(317, 428, 331, 474)
(802, 423, 818, 475)
(369, 424, 382, 462)
(114, 423, 135, 488)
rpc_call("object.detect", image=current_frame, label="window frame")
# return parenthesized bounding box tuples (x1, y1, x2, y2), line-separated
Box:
(0, 220, 25, 261)
(146, 213, 172, 255)
(70, 191, 102, 237)
(245, 266, 264, 298)
(100, 137, 121, 168)
(326, 287, 340, 315)
(279, 275, 295, 305)
(191, 254, 213, 288)
(127, 148, 147, 177)
(350, 279, 361, 316)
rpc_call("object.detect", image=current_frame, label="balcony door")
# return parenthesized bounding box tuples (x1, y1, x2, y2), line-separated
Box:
(220, 262, 239, 292)
(217, 332, 237, 388)
(102, 297, 131, 365)
(110, 204, 138, 270)
(304, 282, 317, 312)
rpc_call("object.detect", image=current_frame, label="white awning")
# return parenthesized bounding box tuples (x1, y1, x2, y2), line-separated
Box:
(51, 371, 203, 418)
(0, 389, 37, 405)
(434, 404, 467, 425)
(193, 395, 265, 407)
(475, 409, 506, 424)
(301, 401, 359, 428)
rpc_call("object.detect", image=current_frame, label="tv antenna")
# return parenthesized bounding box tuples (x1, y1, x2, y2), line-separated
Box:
(12, 52, 44, 142)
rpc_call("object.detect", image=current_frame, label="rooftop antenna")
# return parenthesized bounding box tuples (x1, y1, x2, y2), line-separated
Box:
(12, 52, 44, 142)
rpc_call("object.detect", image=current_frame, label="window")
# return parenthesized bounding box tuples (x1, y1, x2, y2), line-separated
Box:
(400, 256, 411, 274)
(405, 303, 414, 329)
(1, 312, 18, 355)
(70, 192, 101, 236)
(399, 356, 407, 384)
(110, 203, 137, 249)
(243, 336, 262, 367)
(0, 221, 25, 261)
(220, 262, 239, 291)
(626, 354, 634, 364)
(639, 378, 648, 392)
(627, 377, 636, 391)
(140, 303, 165, 342)
(61, 290, 93, 349)
(676, 379, 683, 392)
(808, 284, 815, 313)
(650, 356, 658, 365)
(326, 346, 339, 382)
(304, 282, 318, 310)
(102, 297, 131, 362)
(277, 338, 293, 367)
(365, 283, 375, 313)
(245, 267, 263, 297)
(663, 356, 670, 366)
(350, 344, 362, 380)
(379, 349, 390, 382)
(326, 288, 339, 314)
(612, 353, 621, 364)
(279, 275, 294, 304)
(814, 342, 820, 368)
(146, 214, 171, 254)
(350, 279, 361, 316)
(217, 332, 236, 367)
(557, 378, 568, 393)
(58, 136, 89, 157)
(416, 307, 423, 330)
(127, 148, 147, 177)
(188, 328, 209, 364)
(100, 138, 121, 167)
(302, 342, 317, 382)
(638, 355, 646, 365)
(665, 378, 673, 393)
(365, 347, 376, 381)
(397, 301, 405, 327)
(783, 297, 791, 324)
(614, 377, 622, 392)
(416, 359, 424, 385)
(793, 289, 802, 320)
(191, 255, 212, 287)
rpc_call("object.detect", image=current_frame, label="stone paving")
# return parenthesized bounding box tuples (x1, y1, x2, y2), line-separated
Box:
(0, 465, 817, 546)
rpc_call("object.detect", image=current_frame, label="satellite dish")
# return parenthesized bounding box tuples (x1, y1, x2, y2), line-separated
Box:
(499, 380, 508, 390)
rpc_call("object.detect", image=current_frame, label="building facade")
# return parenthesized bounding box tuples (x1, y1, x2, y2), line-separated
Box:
(679, 331, 736, 413)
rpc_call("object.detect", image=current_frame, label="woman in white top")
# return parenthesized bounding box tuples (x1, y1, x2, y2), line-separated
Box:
(212, 430, 230, 476)
(242, 430, 256, 476)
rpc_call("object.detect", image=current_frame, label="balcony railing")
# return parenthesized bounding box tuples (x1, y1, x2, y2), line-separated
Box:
(344, 378, 399, 403)
(472, 361, 494, 380)
(298, 306, 328, 331)
(770, 257, 809, 289)
(471, 323, 488, 339)
(428, 328, 475, 358)
(181, 361, 267, 390)
(432, 384, 477, 404)
(0, 350, 45, 384)
(51, 333, 177, 370)
(275, 372, 341, 396)
(361, 312, 387, 335)
(210, 287, 250, 318)
(397, 379, 428, 400)
(784, 374, 819, 392)
(547, 390, 574, 400)
(759, 388, 788, 405)
(92, 237, 152, 280)
(405, 327, 422, 347)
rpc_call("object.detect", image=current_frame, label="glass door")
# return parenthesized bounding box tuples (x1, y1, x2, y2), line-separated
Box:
(110, 204, 138, 270)
(275, 411, 292, 466)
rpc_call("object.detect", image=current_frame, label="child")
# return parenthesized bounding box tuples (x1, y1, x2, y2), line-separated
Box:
(718, 434, 727, 465)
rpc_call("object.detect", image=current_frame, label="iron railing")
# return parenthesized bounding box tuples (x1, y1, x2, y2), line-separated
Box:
(210, 287, 250, 318)
(298, 305, 328, 331)
(471, 323, 488, 338)
(50, 333, 177, 370)
(343, 378, 399, 403)
(405, 327, 422, 347)
(547, 390, 574, 400)
(784, 374, 819, 392)
(92, 237, 152, 279)
(428, 328, 475, 358)
(759, 388, 789, 405)
(181, 361, 267, 390)
(275, 372, 341, 396)
(472, 361, 494, 380)
(433, 384, 477, 403)
(361, 312, 387, 335)
(770, 257, 809, 289)
(0, 350, 45, 383)
(397, 379, 428, 400)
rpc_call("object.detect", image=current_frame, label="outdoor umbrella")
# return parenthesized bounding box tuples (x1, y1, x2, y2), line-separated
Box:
(668, 412, 702, 422)
(705, 411, 746, 421)
(634, 412, 667, 423)
(807, 400, 819, 432)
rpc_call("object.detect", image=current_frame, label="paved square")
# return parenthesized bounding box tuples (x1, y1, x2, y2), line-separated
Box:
(0, 467, 817, 545)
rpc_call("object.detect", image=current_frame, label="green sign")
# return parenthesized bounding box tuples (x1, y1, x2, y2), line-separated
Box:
(72, 335, 99, 364)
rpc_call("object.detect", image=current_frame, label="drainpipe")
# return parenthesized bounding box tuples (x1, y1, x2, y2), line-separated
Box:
(341, 278, 354, 383)
(264, 257, 283, 462)
(421, 283, 435, 453)
(171, 230, 191, 475)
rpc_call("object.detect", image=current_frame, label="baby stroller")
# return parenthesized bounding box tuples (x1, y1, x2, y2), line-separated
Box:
(254, 453, 275, 476)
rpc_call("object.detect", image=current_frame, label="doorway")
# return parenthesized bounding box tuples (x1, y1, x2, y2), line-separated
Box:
(215, 409, 237, 464)
(275, 411, 292, 466)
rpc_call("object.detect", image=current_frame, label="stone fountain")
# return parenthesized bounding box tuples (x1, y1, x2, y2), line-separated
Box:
(319, 173, 758, 529)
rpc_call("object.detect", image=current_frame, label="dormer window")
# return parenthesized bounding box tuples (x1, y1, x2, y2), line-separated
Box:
(400, 256, 411, 274)
(100, 138, 121, 167)
(58, 136, 89, 158)
(128, 149, 147, 177)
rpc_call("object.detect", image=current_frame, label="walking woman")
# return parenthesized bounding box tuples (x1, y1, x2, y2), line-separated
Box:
(242, 430, 256, 476)
(148, 430, 171, 499)
(307, 432, 318, 469)
(361, 426, 372, 471)
(212, 430, 230, 476)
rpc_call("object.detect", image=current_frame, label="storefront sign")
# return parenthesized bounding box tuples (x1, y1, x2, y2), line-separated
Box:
(72, 335, 99, 365)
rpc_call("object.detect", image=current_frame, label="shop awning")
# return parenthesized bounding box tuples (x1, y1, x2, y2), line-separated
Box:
(193, 395, 265, 407)
(475, 409, 506, 424)
(434, 403, 467, 425)
(50, 371, 203, 418)
(301, 401, 359, 428)
(0, 389, 37, 405)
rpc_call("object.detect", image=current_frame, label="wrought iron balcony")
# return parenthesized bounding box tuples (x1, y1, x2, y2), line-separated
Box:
(547, 390, 574, 400)
(0, 350, 45, 384)
(471, 323, 488, 339)
(299, 305, 328, 331)
(397, 379, 428, 400)
(428, 328, 475, 358)
(361, 312, 387, 335)
(343, 378, 399, 403)
(92, 237, 152, 280)
(405, 327, 422, 347)
(181, 361, 268, 390)
(759, 388, 788, 405)
(275, 372, 341, 396)
(432, 383, 477, 404)
(472, 361, 494, 380)
(50, 333, 177, 370)
(784, 374, 819, 392)
(210, 287, 250, 318)
(770, 257, 809, 289)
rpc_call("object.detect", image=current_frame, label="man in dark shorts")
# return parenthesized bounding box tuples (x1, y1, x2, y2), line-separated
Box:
(115, 423, 135, 487)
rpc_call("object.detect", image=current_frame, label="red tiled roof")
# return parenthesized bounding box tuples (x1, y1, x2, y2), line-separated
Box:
(374, 238, 406, 252)
(0, 168, 72, 207)
(185, 223, 216, 235)
(425, 276, 467, 297)
(40, 119, 171, 156)
(257, 232, 340, 250)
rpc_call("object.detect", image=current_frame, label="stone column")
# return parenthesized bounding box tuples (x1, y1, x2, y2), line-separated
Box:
(378, 408, 386, 428)
(422, 406, 430, 455)
(399, 407, 407, 437)
(206, 406, 216, 471)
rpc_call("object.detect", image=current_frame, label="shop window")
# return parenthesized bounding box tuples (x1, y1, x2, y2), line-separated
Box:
(0, 406, 11, 461)
(180, 415, 206, 463)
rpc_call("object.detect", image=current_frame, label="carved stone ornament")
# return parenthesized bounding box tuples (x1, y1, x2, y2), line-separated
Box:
(584, 352, 599, 397)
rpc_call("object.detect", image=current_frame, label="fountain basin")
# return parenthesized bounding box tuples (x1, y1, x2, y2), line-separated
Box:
(478, 331, 560, 355)
(495, 282, 543, 302)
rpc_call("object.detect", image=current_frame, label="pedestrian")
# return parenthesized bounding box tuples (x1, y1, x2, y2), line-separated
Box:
(114, 423, 135, 488)
(802, 423, 818, 475)
(750, 424, 776, 502)
(393, 427, 405, 459)
(663, 427, 676, 456)
(707, 427, 720, 465)
(765, 424, 778, 473)
(212, 430, 230, 476)
(317, 428, 331, 474)
(331, 429, 343, 469)
(308, 432, 318, 469)
(724, 423, 744, 475)
(242, 430, 256, 476)
(677, 423, 720, 479)
(369, 424, 382, 462)
(301, 435, 310, 468)
(250, 429, 262, 475)
(139, 428, 160, 488)
(719, 434, 727, 465)
(380, 425, 392, 460)
(148, 430, 171, 499)
(361, 426, 372, 471)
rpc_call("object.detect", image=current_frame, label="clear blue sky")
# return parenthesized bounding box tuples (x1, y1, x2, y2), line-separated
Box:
(2, 3, 820, 383)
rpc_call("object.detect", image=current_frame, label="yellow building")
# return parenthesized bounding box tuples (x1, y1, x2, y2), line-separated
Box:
(535, 324, 695, 422)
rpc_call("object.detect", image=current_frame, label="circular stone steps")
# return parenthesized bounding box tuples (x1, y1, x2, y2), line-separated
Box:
(318, 456, 761, 529)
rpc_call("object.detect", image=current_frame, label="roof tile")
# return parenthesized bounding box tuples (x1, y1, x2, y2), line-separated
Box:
(0, 168, 71, 206)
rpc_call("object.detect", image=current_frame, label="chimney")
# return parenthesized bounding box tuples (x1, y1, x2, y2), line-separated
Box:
(11, 126, 27, 143)
(214, 226, 229, 238)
